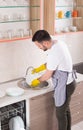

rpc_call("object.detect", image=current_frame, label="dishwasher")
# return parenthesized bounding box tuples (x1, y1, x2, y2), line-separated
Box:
(0, 100, 27, 130)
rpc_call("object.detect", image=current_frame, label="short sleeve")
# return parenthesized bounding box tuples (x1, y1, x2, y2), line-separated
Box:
(47, 53, 61, 70)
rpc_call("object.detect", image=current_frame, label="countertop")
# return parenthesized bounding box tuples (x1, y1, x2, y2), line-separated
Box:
(0, 72, 83, 108)
(0, 80, 53, 108)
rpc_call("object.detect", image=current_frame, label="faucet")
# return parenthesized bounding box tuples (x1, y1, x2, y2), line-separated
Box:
(25, 66, 34, 77)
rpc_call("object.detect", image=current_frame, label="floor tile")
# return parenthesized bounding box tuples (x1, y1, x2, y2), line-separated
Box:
(71, 125, 82, 130)
(77, 121, 83, 128)
(71, 121, 83, 130)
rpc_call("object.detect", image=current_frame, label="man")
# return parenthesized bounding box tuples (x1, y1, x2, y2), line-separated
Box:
(31, 30, 76, 130)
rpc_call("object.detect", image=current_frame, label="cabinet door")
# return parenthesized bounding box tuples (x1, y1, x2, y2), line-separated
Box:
(30, 91, 58, 130)
(70, 82, 83, 125)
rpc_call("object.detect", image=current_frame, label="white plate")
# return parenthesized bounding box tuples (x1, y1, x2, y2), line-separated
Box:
(6, 87, 24, 97)
(9, 116, 24, 130)
(26, 70, 45, 85)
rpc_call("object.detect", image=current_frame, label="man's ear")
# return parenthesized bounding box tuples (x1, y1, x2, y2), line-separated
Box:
(43, 41, 48, 46)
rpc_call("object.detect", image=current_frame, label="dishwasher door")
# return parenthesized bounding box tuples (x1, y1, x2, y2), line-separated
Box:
(0, 100, 26, 130)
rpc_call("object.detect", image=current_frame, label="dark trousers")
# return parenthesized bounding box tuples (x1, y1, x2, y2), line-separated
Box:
(55, 80, 76, 130)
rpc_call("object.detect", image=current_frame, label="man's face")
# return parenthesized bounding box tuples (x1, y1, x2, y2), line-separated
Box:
(35, 41, 48, 51)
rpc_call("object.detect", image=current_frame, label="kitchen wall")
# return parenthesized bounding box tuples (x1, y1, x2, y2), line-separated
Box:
(0, 33, 83, 82)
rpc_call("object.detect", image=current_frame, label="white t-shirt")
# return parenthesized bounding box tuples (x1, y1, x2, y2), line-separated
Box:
(46, 40, 73, 84)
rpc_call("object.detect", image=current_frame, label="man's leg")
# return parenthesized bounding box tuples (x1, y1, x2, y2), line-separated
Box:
(56, 99, 70, 130)
(66, 106, 71, 130)
(55, 81, 76, 130)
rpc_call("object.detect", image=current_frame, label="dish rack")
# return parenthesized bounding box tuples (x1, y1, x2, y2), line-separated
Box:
(0, 100, 27, 130)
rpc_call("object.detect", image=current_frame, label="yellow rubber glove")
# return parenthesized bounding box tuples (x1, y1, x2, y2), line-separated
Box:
(31, 79, 40, 87)
(32, 64, 46, 74)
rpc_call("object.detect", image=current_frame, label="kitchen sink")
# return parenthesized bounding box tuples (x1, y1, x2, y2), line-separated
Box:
(17, 78, 49, 90)
(73, 62, 83, 74)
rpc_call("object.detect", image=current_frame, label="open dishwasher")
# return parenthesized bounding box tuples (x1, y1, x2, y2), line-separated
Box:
(0, 100, 26, 130)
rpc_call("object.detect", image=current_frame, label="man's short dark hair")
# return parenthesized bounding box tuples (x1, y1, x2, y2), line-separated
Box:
(32, 30, 51, 43)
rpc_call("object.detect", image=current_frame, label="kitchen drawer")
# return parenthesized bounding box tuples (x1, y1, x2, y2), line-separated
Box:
(70, 103, 83, 114)
(30, 91, 58, 130)
(30, 92, 54, 111)
(71, 110, 83, 125)
(75, 82, 83, 91)
(70, 82, 83, 105)
(72, 82, 83, 98)
(30, 104, 55, 121)
(30, 91, 55, 118)
(72, 90, 81, 98)
(30, 109, 58, 130)
(70, 99, 83, 109)
(70, 93, 83, 106)
(30, 108, 57, 122)
(70, 81, 83, 125)
(30, 100, 54, 113)
(30, 115, 58, 130)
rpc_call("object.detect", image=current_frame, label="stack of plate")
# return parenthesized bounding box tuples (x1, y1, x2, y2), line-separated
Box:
(6, 87, 24, 97)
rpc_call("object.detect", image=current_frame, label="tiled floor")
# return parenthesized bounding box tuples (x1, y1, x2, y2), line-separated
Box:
(71, 121, 83, 130)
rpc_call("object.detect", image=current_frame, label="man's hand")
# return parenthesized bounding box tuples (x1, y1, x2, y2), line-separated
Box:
(32, 64, 46, 74)
(31, 79, 40, 87)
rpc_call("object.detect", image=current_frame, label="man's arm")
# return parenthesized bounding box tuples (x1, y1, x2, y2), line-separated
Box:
(31, 69, 54, 87)
(38, 69, 54, 82)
